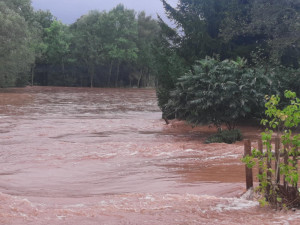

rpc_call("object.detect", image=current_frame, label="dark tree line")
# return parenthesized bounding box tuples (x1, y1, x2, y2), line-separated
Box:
(0, 1, 160, 88)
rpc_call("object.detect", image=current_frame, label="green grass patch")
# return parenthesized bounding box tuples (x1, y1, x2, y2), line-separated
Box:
(205, 129, 243, 144)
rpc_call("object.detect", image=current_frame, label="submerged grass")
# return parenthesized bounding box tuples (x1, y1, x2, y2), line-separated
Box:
(205, 129, 243, 144)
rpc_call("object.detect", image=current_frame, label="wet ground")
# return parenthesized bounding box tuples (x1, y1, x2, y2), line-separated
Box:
(0, 86, 300, 224)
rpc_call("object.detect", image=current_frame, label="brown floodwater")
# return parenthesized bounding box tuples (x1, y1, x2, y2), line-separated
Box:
(0, 86, 300, 224)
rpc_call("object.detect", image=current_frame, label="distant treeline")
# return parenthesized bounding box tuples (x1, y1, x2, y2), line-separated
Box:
(1, 0, 300, 94)
(0, 0, 160, 88)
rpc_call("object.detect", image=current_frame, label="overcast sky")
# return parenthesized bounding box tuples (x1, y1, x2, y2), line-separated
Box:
(31, 0, 178, 24)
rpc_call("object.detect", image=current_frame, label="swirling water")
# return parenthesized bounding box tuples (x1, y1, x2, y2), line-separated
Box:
(0, 87, 299, 224)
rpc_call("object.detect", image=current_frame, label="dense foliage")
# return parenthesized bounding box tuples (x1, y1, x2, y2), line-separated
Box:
(164, 57, 277, 129)
(0, 0, 35, 87)
(160, 0, 300, 65)
(0, 2, 160, 88)
(205, 129, 243, 144)
(156, 0, 300, 131)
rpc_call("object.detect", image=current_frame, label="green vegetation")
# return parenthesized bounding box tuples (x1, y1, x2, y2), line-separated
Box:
(164, 57, 276, 130)
(242, 91, 300, 208)
(156, 0, 300, 141)
(0, 1, 160, 87)
(205, 129, 243, 144)
(0, 0, 299, 142)
(0, 0, 35, 87)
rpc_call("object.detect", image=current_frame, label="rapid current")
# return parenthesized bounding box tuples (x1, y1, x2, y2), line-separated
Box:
(0, 87, 299, 224)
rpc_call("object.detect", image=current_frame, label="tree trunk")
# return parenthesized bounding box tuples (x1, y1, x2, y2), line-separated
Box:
(61, 59, 65, 85)
(146, 67, 150, 87)
(31, 64, 35, 86)
(89, 65, 95, 88)
(107, 60, 113, 87)
(137, 71, 143, 88)
(115, 61, 120, 87)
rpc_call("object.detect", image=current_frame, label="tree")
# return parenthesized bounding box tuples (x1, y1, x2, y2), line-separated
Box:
(153, 16, 187, 114)
(44, 20, 72, 85)
(30, 10, 55, 86)
(156, 0, 255, 115)
(1, 0, 33, 21)
(107, 4, 138, 87)
(166, 57, 277, 130)
(34, 9, 55, 29)
(135, 11, 160, 87)
(154, 46, 187, 115)
(71, 10, 105, 87)
(160, 0, 232, 64)
(0, 1, 34, 87)
(69, 5, 158, 88)
(157, 0, 300, 120)
(221, 0, 300, 66)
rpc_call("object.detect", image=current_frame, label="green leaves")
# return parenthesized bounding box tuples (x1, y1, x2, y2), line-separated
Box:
(167, 57, 275, 130)
(68, 5, 141, 87)
(221, 0, 300, 66)
(44, 20, 71, 64)
(241, 155, 256, 169)
(0, 0, 35, 87)
(161, 0, 229, 64)
(243, 90, 300, 208)
(263, 90, 300, 132)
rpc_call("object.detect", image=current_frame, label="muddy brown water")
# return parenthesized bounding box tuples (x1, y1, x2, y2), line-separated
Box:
(0, 87, 299, 224)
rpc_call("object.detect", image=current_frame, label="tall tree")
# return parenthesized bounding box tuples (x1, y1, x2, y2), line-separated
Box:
(160, 0, 230, 64)
(44, 20, 72, 85)
(71, 11, 105, 87)
(1, 0, 33, 21)
(0, 0, 35, 87)
(221, 0, 300, 66)
(107, 4, 138, 87)
(135, 11, 160, 87)
(30, 10, 55, 85)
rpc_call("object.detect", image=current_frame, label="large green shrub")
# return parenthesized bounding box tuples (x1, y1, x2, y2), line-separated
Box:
(167, 57, 277, 130)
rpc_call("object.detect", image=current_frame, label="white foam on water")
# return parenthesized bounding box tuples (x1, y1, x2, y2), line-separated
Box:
(77, 152, 118, 160)
(155, 152, 174, 157)
(212, 198, 259, 212)
(185, 149, 196, 152)
(56, 215, 67, 220)
(144, 195, 156, 202)
(129, 151, 139, 156)
(67, 204, 85, 208)
(284, 211, 300, 221)
(204, 154, 240, 161)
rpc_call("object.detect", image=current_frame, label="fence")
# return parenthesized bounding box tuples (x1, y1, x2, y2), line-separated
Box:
(244, 138, 299, 195)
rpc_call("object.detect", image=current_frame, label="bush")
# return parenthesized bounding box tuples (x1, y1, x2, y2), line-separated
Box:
(167, 57, 277, 131)
(205, 129, 243, 144)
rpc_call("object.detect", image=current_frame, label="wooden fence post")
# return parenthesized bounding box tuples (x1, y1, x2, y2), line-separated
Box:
(244, 139, 253, 190)
(266, 140, 272, 199)
(275, 137, 280, 185)
(293, 146, 298, 189)
(244, 137, 299, 201)
(258, 139, 263, 186)
(283, 144, 289, 191)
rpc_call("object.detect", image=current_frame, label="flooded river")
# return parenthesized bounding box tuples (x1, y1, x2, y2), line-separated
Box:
(0, 87, 300, 224)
